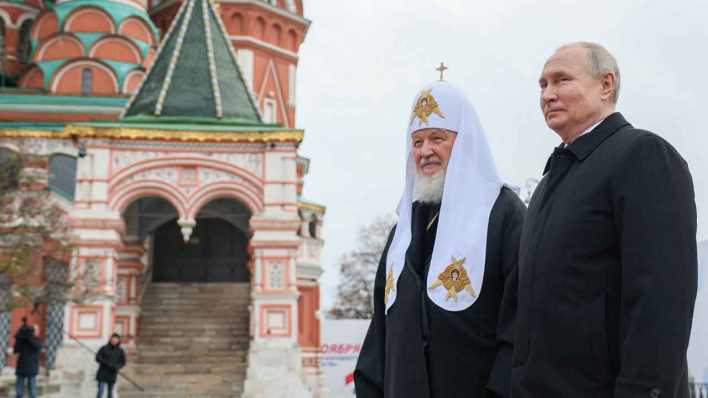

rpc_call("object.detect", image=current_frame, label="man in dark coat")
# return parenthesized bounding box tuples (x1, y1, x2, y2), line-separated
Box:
(355, 80, 525, 397)
(95, 333, 126, 398)
(512, 42, 697, 398)
(13, 320, 42, 398)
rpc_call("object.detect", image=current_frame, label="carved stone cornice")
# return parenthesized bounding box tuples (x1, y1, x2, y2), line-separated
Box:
(0, 126, 304, 143)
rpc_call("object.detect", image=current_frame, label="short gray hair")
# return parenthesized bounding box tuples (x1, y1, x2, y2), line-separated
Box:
(558, 42, 621, 104)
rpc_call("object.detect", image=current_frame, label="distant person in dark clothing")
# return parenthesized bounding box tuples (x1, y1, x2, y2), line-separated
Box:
(14, 318, 42, 398)
(95, 333, 126, 398)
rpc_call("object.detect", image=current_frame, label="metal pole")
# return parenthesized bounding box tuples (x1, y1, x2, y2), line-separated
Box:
(62, 332, 145, 392)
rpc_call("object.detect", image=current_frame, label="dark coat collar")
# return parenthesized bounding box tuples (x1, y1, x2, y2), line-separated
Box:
(566, 112, 631, 161)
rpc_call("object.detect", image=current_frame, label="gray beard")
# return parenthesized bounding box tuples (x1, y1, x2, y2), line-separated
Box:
(413, 169, 445, 203)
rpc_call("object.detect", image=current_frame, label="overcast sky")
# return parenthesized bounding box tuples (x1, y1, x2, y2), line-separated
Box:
(294, 0, 708, 379)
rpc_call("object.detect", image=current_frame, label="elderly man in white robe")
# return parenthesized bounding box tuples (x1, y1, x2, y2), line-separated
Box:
(355, 76, 526, 398)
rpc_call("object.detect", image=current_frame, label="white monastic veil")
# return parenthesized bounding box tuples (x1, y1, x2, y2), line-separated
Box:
(385, 81, 508, 313)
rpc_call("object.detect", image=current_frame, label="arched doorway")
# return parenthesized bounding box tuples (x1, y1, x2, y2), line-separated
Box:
(118, 196, 253, 396)
(122, 195, 178, 242)
(152, 198, 252, 283)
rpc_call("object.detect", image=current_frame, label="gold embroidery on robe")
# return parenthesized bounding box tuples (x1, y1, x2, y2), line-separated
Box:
(410, 89, 445, 126)
(428, 257, 476, 301)
(384, 265, 395, 305)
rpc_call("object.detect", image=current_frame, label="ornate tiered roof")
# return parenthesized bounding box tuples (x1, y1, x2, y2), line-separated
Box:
(18, 0, 159, 94)
(123, 0, 261, 123)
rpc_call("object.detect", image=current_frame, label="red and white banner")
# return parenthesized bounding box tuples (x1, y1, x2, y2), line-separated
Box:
(321, 319, 370, 397)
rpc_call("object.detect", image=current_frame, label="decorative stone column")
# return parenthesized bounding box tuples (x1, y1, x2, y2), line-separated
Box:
(114, 242, 146, 352)
(296, 204, 327, 395)
(50, 141, 124, 397)
(243, 142, 312, 398)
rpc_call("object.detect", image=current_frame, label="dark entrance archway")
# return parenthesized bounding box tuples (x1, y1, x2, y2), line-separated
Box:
(152, 217, 249, 282)
(151, 197, 252, 283)
(119, 196, 252, 396)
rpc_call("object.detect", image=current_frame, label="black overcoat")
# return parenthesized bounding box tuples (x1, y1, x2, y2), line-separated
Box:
(355, 187, 525, 398)
(95, 341, 126, 383)
(512, 113, 697, 398)
(13, 326, 42, 377)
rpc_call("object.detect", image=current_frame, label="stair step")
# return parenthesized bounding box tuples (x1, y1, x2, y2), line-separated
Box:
(126, 363, 247, 374)
(139, 315, 249, 321)
(119, 282, 250, 397)
(135, 355, 248, 365)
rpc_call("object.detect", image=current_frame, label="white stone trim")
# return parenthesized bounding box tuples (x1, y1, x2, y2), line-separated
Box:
(257, 59, 290, 127)
(36, 34, 85, 61)
(15, 13, 38, 29)
(118, 16, 156, 46)
(207, 0, 263, 121)
(65, 8, 116, 33)
(152, 0, 310, 26)
(57, 0, 146, 13)
(202, 0, 223, 117)
(261, 59, 293, 127)
(155, 0, 196, 115)
(51, 60, 119, 93)
(223, 0, 310, 25)
(0, 4, 40, 28)
(122, 69, 145, 94)
(89, 37, 143, 63)
(229, 35, 298, 59)
(0, 9, 12, 28)
(121, 0, 190, 118)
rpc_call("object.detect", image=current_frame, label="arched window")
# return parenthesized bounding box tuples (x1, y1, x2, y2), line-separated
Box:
(287, 30, 298, 52)
(48, 154, 77, 200)
(272, 24, 282, 46)
(18, 20, 33, 64)
(0, 147, 20, 194)
(255, 17, 266, 40)
(81, 68, 92, 96)
(230, 13, 244, 35)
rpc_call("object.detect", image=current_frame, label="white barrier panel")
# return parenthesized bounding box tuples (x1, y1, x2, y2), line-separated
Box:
(321, 319, 371, 398)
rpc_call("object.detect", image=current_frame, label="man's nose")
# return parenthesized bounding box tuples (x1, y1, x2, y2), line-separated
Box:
(541, 85, 557, 105)
(420, 141, 435, 156)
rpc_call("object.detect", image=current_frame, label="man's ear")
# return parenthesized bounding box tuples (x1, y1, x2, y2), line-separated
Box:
(600, 72, 617, 102)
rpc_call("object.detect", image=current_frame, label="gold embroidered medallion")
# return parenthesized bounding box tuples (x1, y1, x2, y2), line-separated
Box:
(428, 257, 477, 301)
(410, 89, 445, 126)
(384, 265, 395, 305)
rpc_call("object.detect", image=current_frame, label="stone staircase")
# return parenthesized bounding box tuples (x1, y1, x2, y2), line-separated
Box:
(119, 283, 251, 398)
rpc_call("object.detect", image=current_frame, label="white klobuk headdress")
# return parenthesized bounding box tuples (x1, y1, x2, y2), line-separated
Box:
(384, 81, 508, 313)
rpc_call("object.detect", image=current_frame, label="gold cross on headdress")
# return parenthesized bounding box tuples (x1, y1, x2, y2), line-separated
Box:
(436, 62, 448, 81)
